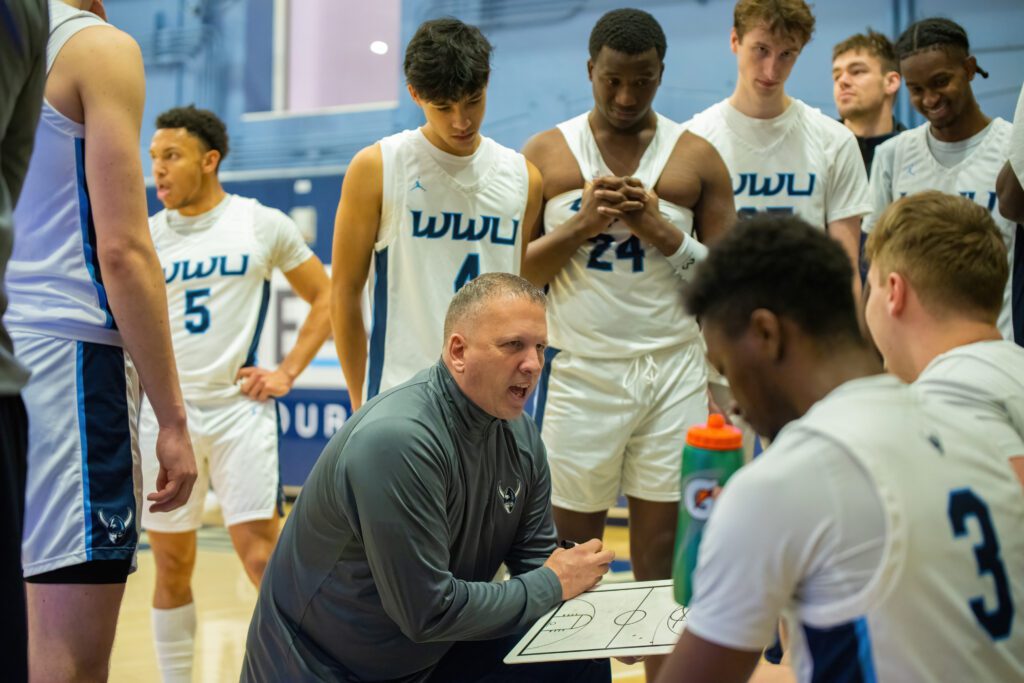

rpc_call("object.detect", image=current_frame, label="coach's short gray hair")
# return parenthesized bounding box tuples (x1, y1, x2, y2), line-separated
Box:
(442, 272, 546, 341)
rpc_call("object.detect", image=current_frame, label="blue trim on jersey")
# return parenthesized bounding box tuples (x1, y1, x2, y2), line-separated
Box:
(75, 342, 93, 560)
(763, 631, 783, 664)
(1012, 223, 1023, 346)
(366, 248, 389, 401)
(854, 618, 879, 683)
(244, 280, 272, 367)
(803, 620, 873, 683)
(80, 342, 136, 557)
(74, 138, 115, 329)
(532, 346, 560, 430)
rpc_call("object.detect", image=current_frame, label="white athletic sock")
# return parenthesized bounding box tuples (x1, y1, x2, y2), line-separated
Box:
(152, 602, 197, 683)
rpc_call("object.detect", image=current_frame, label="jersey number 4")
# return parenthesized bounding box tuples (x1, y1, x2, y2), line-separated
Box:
(184, 288, 211, 334)
(948, 488, 1014, 640)
(454, 254, 480, 292)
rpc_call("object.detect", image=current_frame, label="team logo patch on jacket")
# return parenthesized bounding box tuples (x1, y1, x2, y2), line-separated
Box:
(497, 479, 522, 513)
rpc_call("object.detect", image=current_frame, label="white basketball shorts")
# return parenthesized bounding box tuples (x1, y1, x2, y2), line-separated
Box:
(141, 395, 279, 532)
(535, 338, 709, 512)
(14, 331, 141, 577)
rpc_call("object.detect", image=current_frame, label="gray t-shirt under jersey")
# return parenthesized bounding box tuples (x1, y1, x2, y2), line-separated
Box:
(243, 362, 562, 682)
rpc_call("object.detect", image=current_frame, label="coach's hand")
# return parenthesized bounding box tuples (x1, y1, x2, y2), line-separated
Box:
(237, 366, 294, 401)
(148, 421, 197, 513)
(544, 538, 615, 601)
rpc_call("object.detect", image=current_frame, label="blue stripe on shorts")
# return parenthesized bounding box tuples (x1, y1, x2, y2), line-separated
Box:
(79, 341, 137, 558)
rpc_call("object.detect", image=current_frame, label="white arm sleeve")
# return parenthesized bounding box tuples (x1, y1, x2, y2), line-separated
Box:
(862, 141, 897, 233)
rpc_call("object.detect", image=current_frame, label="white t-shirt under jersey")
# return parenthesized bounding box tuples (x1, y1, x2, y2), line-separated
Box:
(367, 129, 528, 400)
(915, 339, 1024, 459)
(687, 374, 1024, 683)
(150, 194, 313, 403)
(866, 119, 1016, 340)
(542, 112, 699, 358)
(686, 98, 871, 228)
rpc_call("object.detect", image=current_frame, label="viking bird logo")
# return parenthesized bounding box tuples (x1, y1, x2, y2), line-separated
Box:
(97, 507, 134, 545)
(498, 479, 522, 514)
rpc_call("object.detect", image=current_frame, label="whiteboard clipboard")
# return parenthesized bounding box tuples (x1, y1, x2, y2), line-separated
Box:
(504, 580, 686, 664)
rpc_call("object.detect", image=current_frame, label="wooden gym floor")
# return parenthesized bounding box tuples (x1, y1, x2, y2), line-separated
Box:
(109, 516, 794, 682)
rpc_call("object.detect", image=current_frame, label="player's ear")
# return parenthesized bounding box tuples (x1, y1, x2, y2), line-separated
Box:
(446, 333, 468, 372)
(407, 84, 423, 107)
(587, 59, 594, 82)
(202, 149, 221, 175)
(887, 271, 908, 317)
(729, 27, 741, 55)
(748, 308, 783, 363)
(962, 55, 978, 80)
(883, 71, 901, 97)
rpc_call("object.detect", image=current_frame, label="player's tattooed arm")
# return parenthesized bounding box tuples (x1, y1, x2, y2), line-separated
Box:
(238, 255, 331, 401)
(331, 144, 383, 411)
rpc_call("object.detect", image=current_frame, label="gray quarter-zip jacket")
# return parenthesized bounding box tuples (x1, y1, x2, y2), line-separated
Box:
(243, 361, 562, 682)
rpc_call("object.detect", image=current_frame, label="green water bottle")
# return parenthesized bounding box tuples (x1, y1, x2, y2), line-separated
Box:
(673, 413, 743, 605)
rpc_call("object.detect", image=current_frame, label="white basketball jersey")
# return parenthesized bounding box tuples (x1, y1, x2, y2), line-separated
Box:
(543, 112, 699, 358)
(367, 130, 528, 399)
(867, 120, 1016, 339)
(150, 195, 312, 403)
(5, 3, 118, 345)
(686, 98, 871, 229)
(916, 339, 1024, 448)
(1008, 84, 1024, 189)
(782, 378, 1024, 682)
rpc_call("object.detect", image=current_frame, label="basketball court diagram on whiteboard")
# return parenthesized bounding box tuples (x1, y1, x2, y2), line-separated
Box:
(505, 580, 685, 663)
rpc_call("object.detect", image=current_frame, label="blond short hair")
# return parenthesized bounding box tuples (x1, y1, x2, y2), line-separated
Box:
(865, 191, 1006, 323)
(442, 272, 546, 341)
(734, 0, 816, 47)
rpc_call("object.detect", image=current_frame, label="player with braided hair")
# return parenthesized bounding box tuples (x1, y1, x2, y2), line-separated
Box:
(864, 17, 1019, 341)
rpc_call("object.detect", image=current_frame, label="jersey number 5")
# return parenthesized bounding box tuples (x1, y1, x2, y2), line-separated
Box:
(184, 288, 211, 334)
(948, 488, 1014, 640)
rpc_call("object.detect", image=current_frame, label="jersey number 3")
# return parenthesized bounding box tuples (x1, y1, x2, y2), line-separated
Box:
(948, 488, 1014, 640)
(184, 288, 211, 334)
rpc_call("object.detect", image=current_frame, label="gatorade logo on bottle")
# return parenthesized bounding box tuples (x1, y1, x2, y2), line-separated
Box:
(683, 476, 717, 520)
